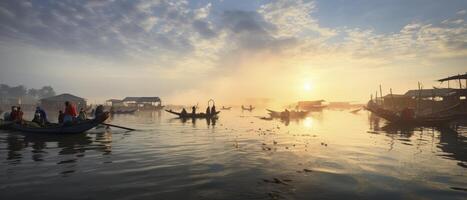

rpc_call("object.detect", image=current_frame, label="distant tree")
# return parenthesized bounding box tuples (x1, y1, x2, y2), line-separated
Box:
(28, 88, 39, 98)
(8, 85, 27, 97)
(38, 86, 56, 98)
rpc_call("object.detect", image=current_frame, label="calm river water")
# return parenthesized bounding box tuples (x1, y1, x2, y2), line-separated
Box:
(0, 109, 465, 200)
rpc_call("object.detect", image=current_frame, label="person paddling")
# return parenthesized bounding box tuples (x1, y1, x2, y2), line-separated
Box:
(211, 105, 216, 116)
(206, 106, 211, 116)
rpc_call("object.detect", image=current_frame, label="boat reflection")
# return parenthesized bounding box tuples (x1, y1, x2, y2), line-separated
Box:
(3, 129, 113, 174)
(368, 115, 467, 167)
(168, 117, 217, 127)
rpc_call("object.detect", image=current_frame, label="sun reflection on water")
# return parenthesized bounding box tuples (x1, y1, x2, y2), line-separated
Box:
(303, 117, 313, 128)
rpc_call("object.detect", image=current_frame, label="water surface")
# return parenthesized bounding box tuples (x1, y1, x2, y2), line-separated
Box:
(0, 109, 465, 199)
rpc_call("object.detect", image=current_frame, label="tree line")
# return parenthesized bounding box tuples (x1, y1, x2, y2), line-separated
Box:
(0, 84, 56, 99)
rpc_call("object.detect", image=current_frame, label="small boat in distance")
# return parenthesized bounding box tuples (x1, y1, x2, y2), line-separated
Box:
(241, 105, 255, 111)
(165, 109, 220, 119)
(266, 109, 309, 119)
(7, 112, 110, 134)
(221, 106, 232, 110)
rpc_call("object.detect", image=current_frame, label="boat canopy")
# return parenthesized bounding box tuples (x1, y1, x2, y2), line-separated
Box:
(438, 73, 467, 82)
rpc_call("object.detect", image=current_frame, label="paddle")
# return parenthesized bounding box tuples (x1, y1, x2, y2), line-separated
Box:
(100, 123, 136, 131)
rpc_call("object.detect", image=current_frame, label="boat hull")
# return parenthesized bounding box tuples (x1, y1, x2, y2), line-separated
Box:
(9, 112, 110, 134)
(165, 110, 220, 119)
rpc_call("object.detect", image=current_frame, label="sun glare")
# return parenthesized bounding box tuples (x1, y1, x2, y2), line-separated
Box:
(303, 82, 312, 91)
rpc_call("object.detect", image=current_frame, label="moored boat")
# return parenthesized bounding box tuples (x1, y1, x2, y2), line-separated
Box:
(165, 109, 220, 119)
(366, 105, 456, 127)
(8, 112, 110, 134)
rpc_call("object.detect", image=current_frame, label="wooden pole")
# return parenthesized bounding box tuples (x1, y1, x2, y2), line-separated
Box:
(458, 74, 462, 89)
(100, 123, 136, 131)
(379, 84, 383, 105)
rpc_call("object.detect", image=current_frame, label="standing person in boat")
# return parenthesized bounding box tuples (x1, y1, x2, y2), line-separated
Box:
(249, 105, 253, 110)
(63, 101, 78, 123)
(206, 106, 211, 116)
(211, 105, 216, 115)
(78, 108, 87, 120)
(35, 106, 48, 124)
(58, 110, 64, 124)
(191, 106, 196, 115)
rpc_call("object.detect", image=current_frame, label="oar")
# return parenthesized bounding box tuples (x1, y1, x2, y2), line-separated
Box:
(100, 123, 136, 131)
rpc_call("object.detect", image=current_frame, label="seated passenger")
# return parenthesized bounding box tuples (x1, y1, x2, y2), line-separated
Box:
(35, 106, 48, 124)
(58, 110, 64, 124)
(78, 108, 87, 120)
(181, 108, 187, 117)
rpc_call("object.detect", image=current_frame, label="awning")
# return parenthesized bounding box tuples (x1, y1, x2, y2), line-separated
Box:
(438, 73, 467, 82)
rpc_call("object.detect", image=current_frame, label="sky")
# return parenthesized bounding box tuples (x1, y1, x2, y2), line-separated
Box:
(0, 0, 466, 105)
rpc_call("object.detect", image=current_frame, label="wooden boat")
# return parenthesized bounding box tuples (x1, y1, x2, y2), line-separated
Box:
(221, 106, 232, 110)
(366, 106, 456, 127)
(8, 112, 110, 134)
(241, 106, 255, 111)
(165, 109, 220, 119)
(266, 109, 309, 119)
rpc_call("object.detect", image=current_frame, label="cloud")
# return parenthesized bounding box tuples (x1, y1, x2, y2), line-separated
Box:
(0, 0, 466, 103)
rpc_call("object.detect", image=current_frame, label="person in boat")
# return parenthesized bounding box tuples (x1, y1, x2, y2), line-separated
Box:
(181, 108, 188, 117)
(206, 106, 211, 116)
(58, 110, 64, 124)
(95, 105, 104, 118)
(249, 105, 253, 110)
(35, 106, 48, 124)
(283, 109, 290, 119)
(241, 105, 245, 110)
(64, 101, 78, 124)
(78, 108, 87, 120)
(9, 106, 17, 121)
(32, 112, 44, 126)
(211, 105, 216, 115)
(14, 106, 24, 123)
(192, 106, 196, 116)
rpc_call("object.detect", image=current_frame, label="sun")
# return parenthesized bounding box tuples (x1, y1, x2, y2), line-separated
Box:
(303, 82, 312, 91)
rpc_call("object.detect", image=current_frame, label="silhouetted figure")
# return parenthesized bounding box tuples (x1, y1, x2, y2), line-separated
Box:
(95, 105, 104, 118)
(192, 106, 196, 115)
(181, 108, 187, 117)
(249, 105, 253, 110)
(211, 105, 216, 115)
(58, 110, 64, 124)
(206, 106, 211, 116)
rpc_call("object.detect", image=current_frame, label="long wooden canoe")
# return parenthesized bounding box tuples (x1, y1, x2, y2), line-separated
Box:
(8, 112, 110, 134)
(165, 109, 220, 119)
(266, 109, 309, 118)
